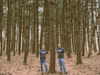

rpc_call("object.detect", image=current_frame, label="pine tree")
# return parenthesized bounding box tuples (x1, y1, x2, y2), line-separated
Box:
(0, 0, 3, 56)
(49, 0, 56, 73)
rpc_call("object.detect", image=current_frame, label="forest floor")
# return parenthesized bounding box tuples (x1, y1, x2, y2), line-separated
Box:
(0, 51, 100, 75)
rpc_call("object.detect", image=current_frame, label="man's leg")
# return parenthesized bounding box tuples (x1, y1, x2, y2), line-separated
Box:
(61, 58, 67, 73)
(44, 59, 48, 73)
(58, 59, 62, 73)
(40, 59, 43, 73)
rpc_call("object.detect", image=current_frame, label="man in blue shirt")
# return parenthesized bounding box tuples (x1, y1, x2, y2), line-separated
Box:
(39, 45, 48, 74)
(57, 44, 68, 74)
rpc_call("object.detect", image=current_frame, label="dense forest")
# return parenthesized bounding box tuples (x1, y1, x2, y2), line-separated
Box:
(0, 0, 100, 75)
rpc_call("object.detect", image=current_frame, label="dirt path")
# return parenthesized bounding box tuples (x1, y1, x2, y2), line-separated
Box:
(0, 52, 100, 75)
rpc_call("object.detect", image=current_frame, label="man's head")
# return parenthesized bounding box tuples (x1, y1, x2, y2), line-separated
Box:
(42, 45, 45, 50)
(58, 44, 61, 48)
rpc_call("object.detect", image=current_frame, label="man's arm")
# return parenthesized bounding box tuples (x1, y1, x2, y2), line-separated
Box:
(64, 49, 67, 59)
(64, 52, 67, 59)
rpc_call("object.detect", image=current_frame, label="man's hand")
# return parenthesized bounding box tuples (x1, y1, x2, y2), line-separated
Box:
(55, 51, 57, 53)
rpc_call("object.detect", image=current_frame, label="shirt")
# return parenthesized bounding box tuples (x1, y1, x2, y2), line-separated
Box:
(57, 47, 65, 59)
(39, 49, 48, 59)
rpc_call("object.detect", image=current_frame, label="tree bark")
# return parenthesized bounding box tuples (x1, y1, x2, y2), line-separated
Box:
(65, 0, 71, 58)
(49, 0, 56, 73)
(7, 0, 12, 61)
(32, 0, 36, 54)
(18, 0, 22, 55)
(82, 0, 88, 56)
(0, 0, 3, 56)
(11, 0, 16, 56)
(36, 0, 39, 57)
(72, 0, 82, 64)
(23, 0, 29, 65)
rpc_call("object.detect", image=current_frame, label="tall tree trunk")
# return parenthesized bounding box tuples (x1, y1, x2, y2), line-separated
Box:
(40, 0, 45, 50)
(59, 0, 62, 45)
(72, 0, 82, 64)
(36, 0, 39, 57)
(56, 2, 59, 48)
(91, 0, 94, 53)
(18, 0, 22, 55)
(0, 0, 3, 56)
(7, 0, 12, 61)
(32, 0, 36, 54)
(23, 0, 29, 65)
(70, 0, 74, 53)
(82, 0, 88, 56)
(28, 1, 30, 53)
(45, 0, 49, 50)
(87, 11, 90, 53)
(46, 0, 49, 51)
(22, 0, 25, 53)
(44, 2, 47, 49)
(65, 0, 71, 58)
(12, 0, 16, 56)
(93, 0, 97, 52)
(49, 0, 56, 73)
(61, 0, 65, 47)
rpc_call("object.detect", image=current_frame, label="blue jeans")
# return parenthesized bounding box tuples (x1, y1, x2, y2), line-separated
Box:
(40, 59, 48, 73)
(58, 58, 67, 73)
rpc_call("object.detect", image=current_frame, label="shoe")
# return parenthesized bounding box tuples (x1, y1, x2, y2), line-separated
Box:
(65, 72, 68, 74)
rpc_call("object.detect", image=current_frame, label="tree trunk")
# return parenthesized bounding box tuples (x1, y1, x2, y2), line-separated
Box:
(82, 0, 88, 56)
(87, 11, 90, 54)
(40, 0, 45, 50)
(61, 0, 65, 47)
(70, 0, 74, 53)
(7, 0, 12, 61)
(11, 0, 16, 56)
(0, 0, 3, 56)
(91, 0, 94, 53)
(32, 0, 36, 54)
(23, 0, 29, 65)
(72, 0, 82, 64)
(49, 0, 56, 73)
(36, 0, 39, 57)
(22, 0, 25, 53)
(46, 0, 49, 51)
(45, 0, 49, 50)
(18, 0, 22, 55)
(56, 2, 59, 48)
(65, 0, 71, 58)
